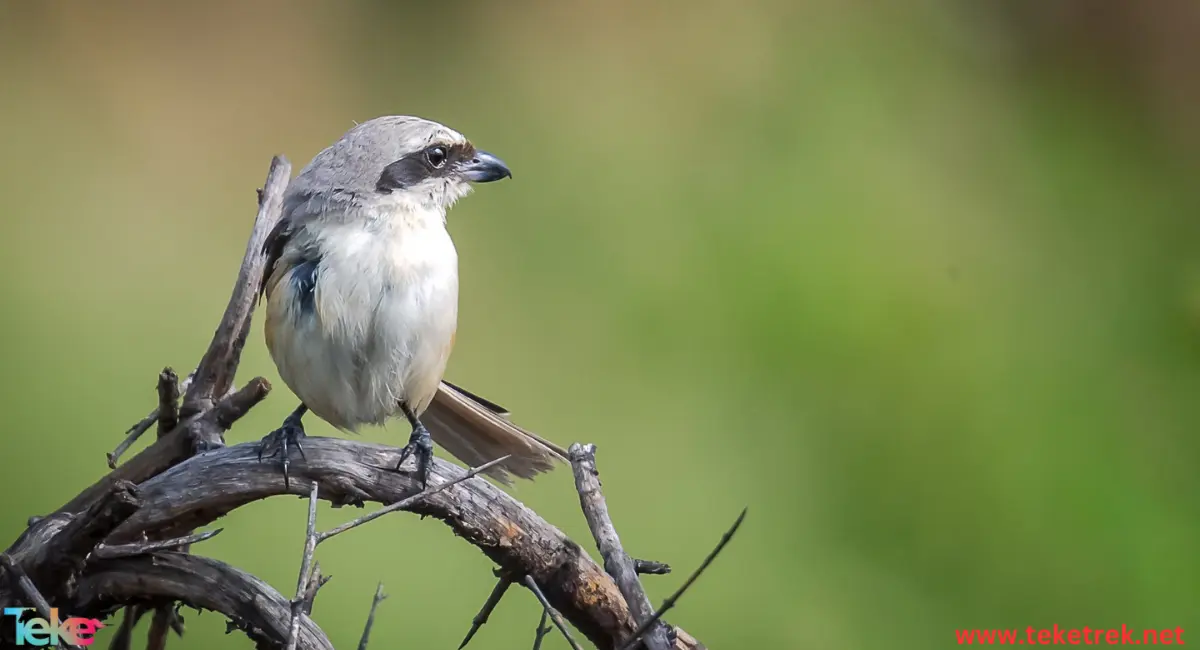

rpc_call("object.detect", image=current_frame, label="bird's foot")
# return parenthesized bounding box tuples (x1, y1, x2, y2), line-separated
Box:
(258, 416, 307, 489)
(396, 424, 434, 490)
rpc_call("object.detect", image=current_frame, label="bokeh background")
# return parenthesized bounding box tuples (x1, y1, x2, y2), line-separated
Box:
(2, 1, 1199, 648)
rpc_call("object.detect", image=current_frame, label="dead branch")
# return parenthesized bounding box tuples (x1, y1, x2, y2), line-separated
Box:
(299, 563, 331, 617)
(106, 370, 191, 469)
(146, 607, 177, 650)
(59, 155, 290, 517)
(618, 509, 748, 650)
(356, 583, 387, 650)
(156, 368, 183, 436)
(182, 155, 290, 422)
(102, 438, 706, 649)
(71, 553, 333, 650)
(287, 481, 322, 650)
(531, 609, 552, 650)
(458, 574, 514, 649)
(0, 554, 54, 622)
(92, 529, 223, 560)
(634, 559, 672, 575)
(58, 376, 271, 519)
(107, 605, 147, 650)
(571, 443, 672, 650)
(523, 574, 584, 650)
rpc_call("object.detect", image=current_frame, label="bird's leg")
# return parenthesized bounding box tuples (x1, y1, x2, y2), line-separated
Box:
(396, 402, 434, 490)
(258, 403, 309, 489)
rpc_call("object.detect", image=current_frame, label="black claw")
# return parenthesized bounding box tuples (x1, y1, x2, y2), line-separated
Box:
(396, 424, 434, 489)
(258, 407, 308, 490)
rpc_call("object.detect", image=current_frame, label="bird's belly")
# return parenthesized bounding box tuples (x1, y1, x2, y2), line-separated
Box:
(267, 235, 458, 430)
(358, 268, 459, 421)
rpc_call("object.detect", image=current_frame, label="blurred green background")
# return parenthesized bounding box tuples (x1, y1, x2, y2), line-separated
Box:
(2, 1, 1199, 648)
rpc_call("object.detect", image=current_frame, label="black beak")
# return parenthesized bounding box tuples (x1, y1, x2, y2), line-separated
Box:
(459, 150, 511, 183)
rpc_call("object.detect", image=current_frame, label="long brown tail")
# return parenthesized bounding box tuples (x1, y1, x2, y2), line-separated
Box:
(422, 381, 567, 484)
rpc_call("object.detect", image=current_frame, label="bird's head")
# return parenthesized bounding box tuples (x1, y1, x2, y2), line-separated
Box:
(291, 115, 511, 217)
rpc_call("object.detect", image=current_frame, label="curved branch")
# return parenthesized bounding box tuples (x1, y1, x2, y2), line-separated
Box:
(110, 438, 703, 650)
(71, 553, 332, 650)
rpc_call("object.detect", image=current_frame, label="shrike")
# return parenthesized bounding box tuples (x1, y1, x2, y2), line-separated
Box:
(259, 115, 565, 487)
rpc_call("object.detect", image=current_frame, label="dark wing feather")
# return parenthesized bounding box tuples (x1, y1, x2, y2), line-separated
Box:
(260, 216, 293, 299)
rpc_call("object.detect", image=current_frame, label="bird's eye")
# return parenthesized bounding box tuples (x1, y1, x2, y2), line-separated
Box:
(426, 146, 447, 169)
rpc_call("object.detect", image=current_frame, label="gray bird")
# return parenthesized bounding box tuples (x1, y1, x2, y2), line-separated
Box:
(259, 116, 566, 486)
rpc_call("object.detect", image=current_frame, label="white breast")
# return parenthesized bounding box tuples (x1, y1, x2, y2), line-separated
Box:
(266, 209, 458, 431)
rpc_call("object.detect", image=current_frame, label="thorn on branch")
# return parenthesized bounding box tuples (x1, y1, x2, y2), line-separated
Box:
(569, 442, 671, 650)
(521, 575, 583, 650)
(618, 508, 748, 650)
(356, 582, 387, 650)
(457, 574, 514, 649)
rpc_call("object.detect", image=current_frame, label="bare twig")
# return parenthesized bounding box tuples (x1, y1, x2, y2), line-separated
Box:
(92, 529, 223, 560)
(618, 508, 748, 650)
(299, 562, 332, 617)
(106, 371, 192, 469)
(316, 454, 510, 543)
(168, 605, 185, 636)
(635, 559, 672, 575)
(287, 481, 322, 650)
(531, 609, 551, 650)
(570, 443, 671, 650)
(457, 575, 514, 649)
(106, 417, 155, 469)
(107, 605, 146, 650)
(0, 554, 54, 620)
(146, 607, 177, 650)
(148, 369, 196, 650)
(356, 582, 387, 650)
(522, 575, 584, 650)
(0, 554, 81, 650)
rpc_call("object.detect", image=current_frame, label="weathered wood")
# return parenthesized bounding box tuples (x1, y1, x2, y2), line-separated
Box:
(109, 438, 704, 650)
(571, 443, 672, 650)
(72, 553, 333, 650)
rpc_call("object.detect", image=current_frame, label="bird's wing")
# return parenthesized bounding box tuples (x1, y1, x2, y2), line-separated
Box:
(423, 381, 567, 484)
(260, 215, 294, 299)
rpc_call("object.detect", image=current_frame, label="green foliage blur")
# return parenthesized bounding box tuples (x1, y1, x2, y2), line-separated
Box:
(2, 1, 1199, 648)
